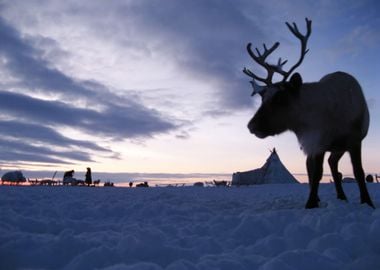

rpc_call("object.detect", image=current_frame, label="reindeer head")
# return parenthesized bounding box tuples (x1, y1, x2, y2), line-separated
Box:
(243, 18, 312, 138)
(243, 18, 311, 99)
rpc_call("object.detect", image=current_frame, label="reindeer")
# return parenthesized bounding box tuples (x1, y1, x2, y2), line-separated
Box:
(243, 18, 374, 209)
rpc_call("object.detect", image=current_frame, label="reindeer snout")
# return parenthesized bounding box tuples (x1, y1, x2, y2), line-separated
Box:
(248, 121, 255, 134)
(248, 119, 267, 138)
(248, 120, 260, 135)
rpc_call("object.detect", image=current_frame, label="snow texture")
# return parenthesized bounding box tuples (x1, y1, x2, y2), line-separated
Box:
(1, 184, 380, 270)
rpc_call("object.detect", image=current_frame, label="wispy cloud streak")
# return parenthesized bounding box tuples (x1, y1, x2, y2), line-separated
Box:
(0, 16, 179, 165)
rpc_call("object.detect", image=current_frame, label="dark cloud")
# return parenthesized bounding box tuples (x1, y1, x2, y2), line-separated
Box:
(0, 16, 180, 165)
(0, 119, 108, 152)
(0, 91, 177, 139)
(0, 138, 88, 164)
(0, 17, 93, 98)
(0, 149, 72, 164)
(23, 0, 266, 110)
(121, 0, 267, 109)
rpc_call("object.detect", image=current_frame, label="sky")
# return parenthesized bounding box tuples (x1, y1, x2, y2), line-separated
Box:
(0, 0, 379, 181)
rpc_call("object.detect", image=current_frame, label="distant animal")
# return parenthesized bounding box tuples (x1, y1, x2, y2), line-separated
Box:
(75, 180, 85, 186)
(243, 18, 374, 208)
(136, 182, 149, 188)
(63, 170, 74, 179)
(366, 174, 374, 183)
(213, 180, 228, 187)
(40, 179, 57, 186)
(93, 179, 101, 186)
(342, 177, 356, 184)
(104, 181, 114, 187)
(193, 182, 204, 187)
(28, 179, 40, 185)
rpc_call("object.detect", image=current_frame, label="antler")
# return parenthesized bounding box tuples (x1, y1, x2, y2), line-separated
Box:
(282, 18, 312, 81)
(243, 42, 287, 86)
(243, 18, 312, 87)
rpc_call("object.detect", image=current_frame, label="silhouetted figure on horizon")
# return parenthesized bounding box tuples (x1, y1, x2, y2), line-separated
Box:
(93, 179, 101, 186)
(129, 182, 133, 188)
(63, 170, 76, 186)
(85, 167, 92, 187)
(104, 181, 114, 187)
(366, 174, 374, 183)
(63, 170, 74, 179)
(136, 181, 149, 187)
(213, 180, 228, 187)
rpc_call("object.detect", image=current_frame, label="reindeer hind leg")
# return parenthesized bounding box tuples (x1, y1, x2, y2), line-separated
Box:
(328, 151, 347, 201)
(349, 144, 375, 208)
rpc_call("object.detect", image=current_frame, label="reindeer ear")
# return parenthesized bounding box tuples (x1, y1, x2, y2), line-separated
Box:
(289, 73, 303, 90)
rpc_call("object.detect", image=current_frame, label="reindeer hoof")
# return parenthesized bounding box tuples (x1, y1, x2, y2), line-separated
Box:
(305, 199, 319, 209)
(361, 198, 375, 209)
(337, 193, 347, 201)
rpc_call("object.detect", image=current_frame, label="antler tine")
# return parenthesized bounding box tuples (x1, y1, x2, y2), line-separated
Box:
(282, 17, 312, 81)
(245, 42, 281, 85)
(243, 67, 269, 84)
(274, 58, 288, 71)
(286, 18, 312, 39)
(247, 42, 280, 63)
(286, 22, 300, 38)
(305, 17, 312, 37)
(277, 58, 288, 68)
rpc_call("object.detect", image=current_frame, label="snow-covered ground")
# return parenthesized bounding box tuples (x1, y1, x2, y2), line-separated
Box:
(1, 183, 380, 270)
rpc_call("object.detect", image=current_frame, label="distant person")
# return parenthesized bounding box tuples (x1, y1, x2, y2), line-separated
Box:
(129, 182, 133, 188)
(85, 167, 92, 187)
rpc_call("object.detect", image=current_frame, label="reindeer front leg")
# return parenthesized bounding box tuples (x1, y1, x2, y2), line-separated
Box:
(305, 153, 325, 209)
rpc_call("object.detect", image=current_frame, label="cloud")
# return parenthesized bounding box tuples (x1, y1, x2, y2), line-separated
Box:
(0, 138, 87, 164)
(0, 119, 107, 152)
(332, 25, 380, 59)
(1, 0, 378, 169)
(0, 91, 177, 139)
(2, 0, 378, 112)
(115, 0, 267, 109)
(0, 17, 93, 98)
(0, 16, 180, 165)
(2, 1, 266, 110)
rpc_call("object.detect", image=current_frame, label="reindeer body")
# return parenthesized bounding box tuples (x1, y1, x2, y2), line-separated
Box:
(291, 72, 369, 155)
(243, 18, 374, 208)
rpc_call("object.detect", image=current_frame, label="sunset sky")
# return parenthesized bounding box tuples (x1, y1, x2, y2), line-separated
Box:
(0, 0, 379, 180)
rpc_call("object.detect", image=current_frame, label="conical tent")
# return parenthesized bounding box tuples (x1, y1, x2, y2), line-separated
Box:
(232, 149, 299, 185)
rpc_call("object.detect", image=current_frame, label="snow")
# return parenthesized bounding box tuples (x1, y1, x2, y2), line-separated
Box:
(1, 183, 380, 270)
